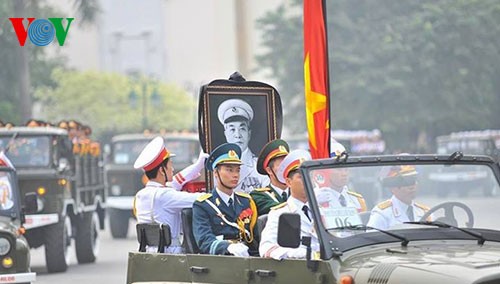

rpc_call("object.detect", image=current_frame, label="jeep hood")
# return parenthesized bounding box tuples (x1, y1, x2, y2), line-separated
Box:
(345, 243, 500, 284)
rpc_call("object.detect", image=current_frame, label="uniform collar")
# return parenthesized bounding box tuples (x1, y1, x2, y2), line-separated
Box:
(270, 183, 288, 196)
(288, 196, 307, 213)
(391, 195, 413, 217)
(327, 185, 348, 198)
(146, 181, 166, 188)
(215, 187, 235, 207)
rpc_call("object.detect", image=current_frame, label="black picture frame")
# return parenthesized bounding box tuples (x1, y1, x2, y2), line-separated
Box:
(198, 78, 283, 191)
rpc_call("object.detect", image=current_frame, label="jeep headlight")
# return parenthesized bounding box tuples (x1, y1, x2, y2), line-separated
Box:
(0, 238, 11, 256)
(111, 185, 121, 195)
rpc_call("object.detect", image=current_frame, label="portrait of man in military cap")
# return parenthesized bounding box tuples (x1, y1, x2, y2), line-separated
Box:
(198, 79, 283, 194)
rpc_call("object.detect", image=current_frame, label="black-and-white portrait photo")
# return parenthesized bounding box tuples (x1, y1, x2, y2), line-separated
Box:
(199, 81, 283, 193)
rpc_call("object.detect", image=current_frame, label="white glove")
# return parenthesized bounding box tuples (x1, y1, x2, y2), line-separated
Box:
(171, 152, 209, 190)
(315, 187, 332, 205)
(286, 247, 307, 259)
(227, 243, 249, 257)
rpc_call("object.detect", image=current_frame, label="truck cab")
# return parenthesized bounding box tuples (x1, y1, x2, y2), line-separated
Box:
(0, 127, 106, 273)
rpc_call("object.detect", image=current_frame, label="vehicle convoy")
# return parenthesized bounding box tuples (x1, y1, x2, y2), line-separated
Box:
(105, 132, 202, 238)
(127, 153, 500, 284)
(0, 158, 37, 283)
(0, 127, 106, 273)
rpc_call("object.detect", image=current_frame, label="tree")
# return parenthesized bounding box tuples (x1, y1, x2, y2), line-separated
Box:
(35, 70, 196, 139)
(256, 0, 500, 152)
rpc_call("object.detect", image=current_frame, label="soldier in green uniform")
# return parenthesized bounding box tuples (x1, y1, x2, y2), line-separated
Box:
(250, 139, 290, 215)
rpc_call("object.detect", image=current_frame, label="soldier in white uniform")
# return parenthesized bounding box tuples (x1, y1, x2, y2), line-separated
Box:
(217, 98, 269, 193)
(314, 141, 367, 212)
(367, 165, 430, 230)
(259, 149, 319, 260)
(133, 137, 205, 253)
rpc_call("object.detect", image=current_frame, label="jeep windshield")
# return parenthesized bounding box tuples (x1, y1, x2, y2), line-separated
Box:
(0, 136, 51, 167)
(301, 154, 500, 257)
(0, 170, 19, 217)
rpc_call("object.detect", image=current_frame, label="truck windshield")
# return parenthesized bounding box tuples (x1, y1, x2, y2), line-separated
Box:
(0, 136, 51, 167)
(437, 140, 492, 155)
(112, 138, 200, 165)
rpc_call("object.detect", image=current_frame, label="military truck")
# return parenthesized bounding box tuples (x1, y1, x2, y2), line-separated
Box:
(127, 153, 500, 284)
(0, 159, 37, 283)
(0, 127, 106, 273)
(105, 132, 202, 239)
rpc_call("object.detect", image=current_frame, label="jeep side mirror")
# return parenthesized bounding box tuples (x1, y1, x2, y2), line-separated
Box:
(277, 213, 301, 248)
(24, 192, 38, 214)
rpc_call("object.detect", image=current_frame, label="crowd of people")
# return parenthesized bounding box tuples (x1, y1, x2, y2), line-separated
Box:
(133, 135, 430, 259)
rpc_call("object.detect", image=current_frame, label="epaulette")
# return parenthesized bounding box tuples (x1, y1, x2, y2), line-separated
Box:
(235, 192, 251, 199)
(377, 199, 392, 210)
(346, 191, 363, 198)
(270, 202, 287, 210)
(253, 187, 271, 192)
(196, 193, 212, 202)
(414, 203, 430, 211)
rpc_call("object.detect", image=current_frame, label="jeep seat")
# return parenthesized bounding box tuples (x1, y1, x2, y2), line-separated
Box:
(136, 223, 172, 253)
(181, 208, 200, 254)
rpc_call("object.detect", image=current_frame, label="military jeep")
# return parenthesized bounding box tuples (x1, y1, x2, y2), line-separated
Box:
(0, 162, 37, 283)
(0, 127, 106, 273)
(127, 153, 500, 284)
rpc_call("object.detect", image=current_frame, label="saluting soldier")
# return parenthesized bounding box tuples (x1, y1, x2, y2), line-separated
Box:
(192, 143, 258, 256)
(259, 149, 319, 260)
(250, 139, 290, 215)
(314, 141, 367, 212)
(133, 136, 205, 253)
(367, 165, 430, 230)
(217, 98, 269, 193)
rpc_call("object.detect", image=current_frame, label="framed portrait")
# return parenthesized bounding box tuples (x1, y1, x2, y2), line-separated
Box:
(198, 75, 283, 192)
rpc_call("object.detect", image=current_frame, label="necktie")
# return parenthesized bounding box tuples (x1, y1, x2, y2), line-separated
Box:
(228, 198, 234, 212)
(406, 205, 414, 222)
(302, 205, 312, 222)
(338, 194, 347, 207)
(281, 191, 288, 201)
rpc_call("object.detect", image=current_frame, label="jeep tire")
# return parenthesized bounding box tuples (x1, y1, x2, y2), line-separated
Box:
(109, 208, 129, 239)
(45, 215, 72, 273)
(75, 211, 100, 263)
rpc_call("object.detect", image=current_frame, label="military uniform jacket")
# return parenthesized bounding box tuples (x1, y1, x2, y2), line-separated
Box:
(250, 184, 288, 215)
(134, 181, 203, 252)
(315, 186, 367, 212)
(259, 196, 319, 259)
(192, 189, 258, 255)
(236, 148, 270, 193)
(367, 195, 430, 230)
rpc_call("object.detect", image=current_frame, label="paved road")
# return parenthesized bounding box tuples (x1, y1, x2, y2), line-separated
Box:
(30, 219, 137, 284)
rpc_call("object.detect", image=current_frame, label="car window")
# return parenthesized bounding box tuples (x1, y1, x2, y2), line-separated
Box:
(0, 136, 51, 167)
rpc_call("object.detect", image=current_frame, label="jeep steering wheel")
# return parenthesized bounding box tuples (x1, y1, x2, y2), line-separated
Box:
(419, 201, 474, 228)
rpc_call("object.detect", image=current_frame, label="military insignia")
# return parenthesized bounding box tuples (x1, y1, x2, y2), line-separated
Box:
(216, 198, 221, 206)
(414, 202, 430, 211)
(346, 191, 363, 198)
(228, 150, 237, 158)
(314, 173, 325, 185)
(238, 208, 253, 224)
(279, 145, 287, 152)
(196, 193, 212, 202)
(231, 107, 238, 113)
(254, 187, 271, 192)
(377, 199, 392, 210)
(271, 202, 287, 210)
(235, 192, 251, 199)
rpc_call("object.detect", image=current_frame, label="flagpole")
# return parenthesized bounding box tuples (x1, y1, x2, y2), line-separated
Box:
(322, 0, 331, 155)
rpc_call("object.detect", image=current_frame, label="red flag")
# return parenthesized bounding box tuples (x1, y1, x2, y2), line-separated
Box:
(304, 0, 331, 159)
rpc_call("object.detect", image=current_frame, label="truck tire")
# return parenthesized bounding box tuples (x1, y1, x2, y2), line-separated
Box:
(109, 208, 129, 239)
(44, 215, 72, 273)
(75, 211, 100, 264)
